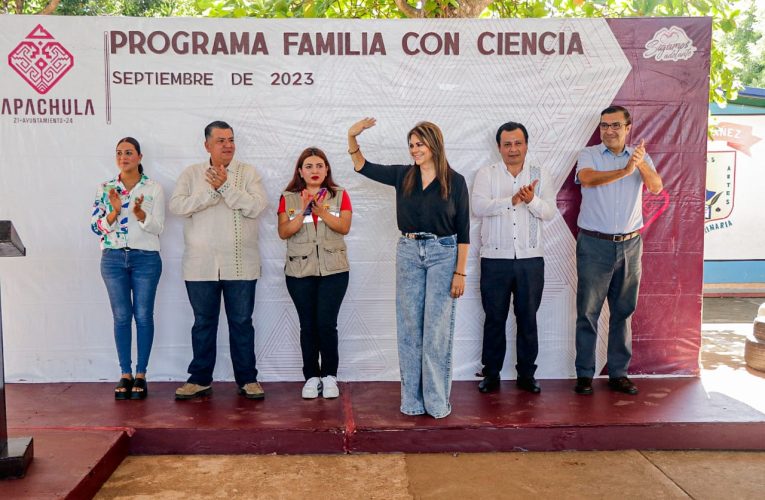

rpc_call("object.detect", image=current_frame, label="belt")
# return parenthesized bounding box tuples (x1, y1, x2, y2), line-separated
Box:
(402, 232, 438, 240)
(580, 228, 640, 242)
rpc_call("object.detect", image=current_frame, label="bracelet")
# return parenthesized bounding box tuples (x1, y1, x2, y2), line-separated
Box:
(348, 146, 360, 155)
(453, 271, 467, 277)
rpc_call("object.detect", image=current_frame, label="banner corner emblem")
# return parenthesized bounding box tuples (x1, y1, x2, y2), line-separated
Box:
(8, 24, 74, 95)
(643, 26, 696, 62)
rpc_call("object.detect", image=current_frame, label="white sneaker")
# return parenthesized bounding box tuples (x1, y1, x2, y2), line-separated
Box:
(321, 375, 339, 399)
(302, 377, 322, 399)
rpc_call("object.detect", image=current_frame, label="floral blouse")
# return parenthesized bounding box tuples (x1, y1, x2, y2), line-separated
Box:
(90, 173, 165, 251)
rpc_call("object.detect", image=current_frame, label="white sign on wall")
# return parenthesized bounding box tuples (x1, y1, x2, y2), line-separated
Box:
(706, 116, 765, 258)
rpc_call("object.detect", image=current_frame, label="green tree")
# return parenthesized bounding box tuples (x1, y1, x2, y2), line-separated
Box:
(2, 0, 197, 15)
(718, 0, 765, 87)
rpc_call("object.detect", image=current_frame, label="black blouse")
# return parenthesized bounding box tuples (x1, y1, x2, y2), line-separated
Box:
(358, 160, 470, 244)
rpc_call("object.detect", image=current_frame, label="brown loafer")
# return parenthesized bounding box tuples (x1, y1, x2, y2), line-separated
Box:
(175, 383, 212, 400)
(239, 381, 265, 400)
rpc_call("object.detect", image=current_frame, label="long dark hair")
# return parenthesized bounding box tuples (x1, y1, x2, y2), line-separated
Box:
(284, 147, 338, 198)
(116, 136, 144, 175)
(402, 122, 451, 200)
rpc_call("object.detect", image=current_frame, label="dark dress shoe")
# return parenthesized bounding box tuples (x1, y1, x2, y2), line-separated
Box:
(516, 377, 541, 394)
(574, 377, 593, 395)
(608, 376, 639, 395)
(478, 375, 500, 393)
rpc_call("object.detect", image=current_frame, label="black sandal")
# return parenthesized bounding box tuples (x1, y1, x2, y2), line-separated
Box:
(115, 377, 133, 400)
(131, 378, 148, 400)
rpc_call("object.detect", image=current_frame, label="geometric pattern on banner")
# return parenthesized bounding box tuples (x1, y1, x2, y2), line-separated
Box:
(8, 24, 74, 94)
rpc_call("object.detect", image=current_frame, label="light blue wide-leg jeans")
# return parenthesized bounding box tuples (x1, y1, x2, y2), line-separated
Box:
(396, 235, 457, 418)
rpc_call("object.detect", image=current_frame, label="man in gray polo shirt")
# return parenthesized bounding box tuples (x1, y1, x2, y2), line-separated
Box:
(573, 105, 663, 396)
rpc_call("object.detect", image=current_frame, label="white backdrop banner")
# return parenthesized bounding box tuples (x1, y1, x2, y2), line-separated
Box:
(0, 16, 631, 382)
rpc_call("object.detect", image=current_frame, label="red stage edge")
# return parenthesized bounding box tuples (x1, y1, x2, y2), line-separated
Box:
(0, 430, 128, 499)
(2, 379, 764, 497)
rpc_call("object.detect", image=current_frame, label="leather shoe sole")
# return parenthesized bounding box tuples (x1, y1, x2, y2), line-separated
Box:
(478, 376, 500, 393)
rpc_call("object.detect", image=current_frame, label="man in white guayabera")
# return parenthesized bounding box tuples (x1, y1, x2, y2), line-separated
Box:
(170, 121, 268, 401)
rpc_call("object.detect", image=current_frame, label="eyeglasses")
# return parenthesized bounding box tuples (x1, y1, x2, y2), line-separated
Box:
(599, 122, 628, 130)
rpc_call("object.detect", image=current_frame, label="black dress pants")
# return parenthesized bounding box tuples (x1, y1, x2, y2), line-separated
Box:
(480, 257, 544, 378)
(286, 271, 349, 379)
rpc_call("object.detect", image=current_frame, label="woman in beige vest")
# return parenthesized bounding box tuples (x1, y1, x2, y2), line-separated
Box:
(277, 147, 353, 399)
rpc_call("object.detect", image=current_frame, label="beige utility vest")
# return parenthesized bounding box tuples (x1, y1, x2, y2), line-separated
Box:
(283, 189, 350, 278)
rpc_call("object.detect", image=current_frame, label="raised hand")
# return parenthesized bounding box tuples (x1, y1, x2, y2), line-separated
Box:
(348, 117, 377, 138)
(626, 139, 646, 174)
(133, 194, 146, 222)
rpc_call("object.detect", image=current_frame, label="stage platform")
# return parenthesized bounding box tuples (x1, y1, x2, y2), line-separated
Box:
(5, 378, 765, 455)
(2, 378, 764, 498)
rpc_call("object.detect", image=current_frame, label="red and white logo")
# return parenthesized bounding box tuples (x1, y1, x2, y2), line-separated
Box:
(8, 24, 74, 95)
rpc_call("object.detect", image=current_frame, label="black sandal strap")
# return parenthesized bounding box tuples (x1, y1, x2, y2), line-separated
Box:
(132, 378, 147, 392)
(115, 377, 133, 392)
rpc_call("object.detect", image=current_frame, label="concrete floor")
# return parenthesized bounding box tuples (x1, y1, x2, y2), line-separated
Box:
(96, 297, 765, 499)
(95, 450, 765, 499)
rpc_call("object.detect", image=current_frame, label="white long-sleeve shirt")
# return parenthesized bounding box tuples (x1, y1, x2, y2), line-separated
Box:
(170, 159, 268, 281)
(472, 161, 557, 259)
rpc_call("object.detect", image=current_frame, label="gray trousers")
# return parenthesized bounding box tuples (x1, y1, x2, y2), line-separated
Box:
(574, 232, 642, 379)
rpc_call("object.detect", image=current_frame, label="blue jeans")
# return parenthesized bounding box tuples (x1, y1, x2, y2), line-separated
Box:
(100, 249, 162, 375)
(185, 280, 258, 387)
(575, 232, 642, 379)
(396, 235, 457, 419)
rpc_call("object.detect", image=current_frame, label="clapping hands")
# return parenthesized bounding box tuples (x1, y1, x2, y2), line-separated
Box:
(511, 179, 539, 205)
(205, 163, 228, 190)
(133, 194, 146, 222)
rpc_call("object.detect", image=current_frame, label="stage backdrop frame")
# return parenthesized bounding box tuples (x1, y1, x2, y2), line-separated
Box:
(0, 16, 710, 382)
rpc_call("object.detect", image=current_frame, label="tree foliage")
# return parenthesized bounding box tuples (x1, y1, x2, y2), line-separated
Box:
(2, 0, 196, 16)
(718, 0, 765, 87)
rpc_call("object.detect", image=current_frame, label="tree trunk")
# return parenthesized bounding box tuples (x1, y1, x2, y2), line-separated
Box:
(394, 0, 494, 18)
(39, 0, 61, 15)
